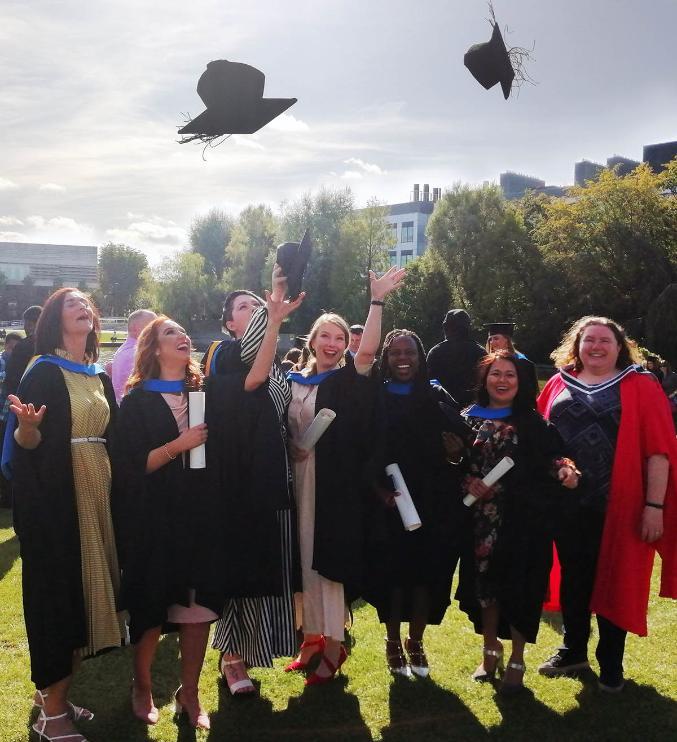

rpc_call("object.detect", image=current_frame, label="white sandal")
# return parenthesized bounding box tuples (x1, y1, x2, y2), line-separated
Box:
(33, 691, 94, 722)
(32, 708, 87, 741)
(219, 657, 256, 696)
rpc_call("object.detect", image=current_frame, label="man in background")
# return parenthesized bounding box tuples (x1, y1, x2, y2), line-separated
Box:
(111, 309, 157, 403)
(348, 324, 364, 357)
(2, 305, 42, 401)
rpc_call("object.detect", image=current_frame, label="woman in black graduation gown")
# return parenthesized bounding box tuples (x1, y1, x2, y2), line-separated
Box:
(117, 316, 216, 730)
(204, 268, 303, 695)
(364, 329, 466, 678)
(7, 288, 125, 742)
(457, 351, 579, 694)
(285, 267, 405, 685)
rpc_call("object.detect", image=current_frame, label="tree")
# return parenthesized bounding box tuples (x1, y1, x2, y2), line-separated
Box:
(155, 252, 218, 330)
(645, 283, 677, 368)
(224, 205, 279, 296)
(190, 208, 234, 279)
(98, 243, 149, 315)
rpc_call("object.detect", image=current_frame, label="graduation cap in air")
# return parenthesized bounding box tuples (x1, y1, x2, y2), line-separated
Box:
(464, 21, 515, 99)
(485, 322, 515, 337)
(178, 60, 297, 143)
(276, 230, 312, 300)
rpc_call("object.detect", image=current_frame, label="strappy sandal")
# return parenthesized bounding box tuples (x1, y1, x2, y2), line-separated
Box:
(472, 643, 504, 682)
(499, 660, 527, 696)
(284, 635, 326, 673)
(32, 708, 87, 741)
(385, 638, 412, 677)
(219, 656, 256, 696)
(33, 691, 94, 723)
(404, 637, 430, 678)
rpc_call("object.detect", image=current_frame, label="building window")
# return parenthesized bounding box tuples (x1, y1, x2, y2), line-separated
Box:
(401, 250, 414, 265)
(401, 221, 414, 243)
(389, 251, 398, 267)
(388, 223, 397, 242)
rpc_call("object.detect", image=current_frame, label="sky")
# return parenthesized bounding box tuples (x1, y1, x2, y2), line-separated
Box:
(1, 0, 676, 264)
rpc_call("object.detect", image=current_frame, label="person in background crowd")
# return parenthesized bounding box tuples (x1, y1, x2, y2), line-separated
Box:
(427, 310, 486, 408)
(537, 316, 677, 692)
(281, 347, 302, 373)
(458, 352, 579, 695)
(2, 305, 42, 401)
(485, 323, 538, 403)
(348, 324, 364, 357)
(645, 356, 664, 383)
(0, 332, 23, 507)
(7, 289, 125, 742)
(111, 310, 157, 403)
(364, 328, 465, 678)
(117, 316, 215, 729)
(286, 267, 405, 686)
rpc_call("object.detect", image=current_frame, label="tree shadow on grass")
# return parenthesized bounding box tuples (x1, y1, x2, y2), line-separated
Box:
(380, 674, 487, 742)
(0, 531, 18, 582)
(207, 672, 372, 742)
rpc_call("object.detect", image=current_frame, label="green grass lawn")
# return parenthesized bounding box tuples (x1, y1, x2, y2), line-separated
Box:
(1, 508, 675, 742)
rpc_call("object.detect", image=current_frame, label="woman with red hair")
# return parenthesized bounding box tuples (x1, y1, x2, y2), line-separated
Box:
(117, 316, 217, 730)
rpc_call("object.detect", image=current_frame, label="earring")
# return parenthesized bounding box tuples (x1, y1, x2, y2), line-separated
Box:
(309, 347, 316, 356)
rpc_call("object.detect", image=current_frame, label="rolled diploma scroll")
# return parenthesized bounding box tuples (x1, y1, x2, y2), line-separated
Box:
(463, 456, 515, 506)
(188, 391, 206, 469)
(385, 463, 422, 532)
(299, 408, 336, 450)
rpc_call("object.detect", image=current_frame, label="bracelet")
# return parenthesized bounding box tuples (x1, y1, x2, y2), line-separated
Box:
(447, 456, 464, 466)
(163, 443, 177, 461)
(644, 501, 664, 509)
(370, 299, 385, 306)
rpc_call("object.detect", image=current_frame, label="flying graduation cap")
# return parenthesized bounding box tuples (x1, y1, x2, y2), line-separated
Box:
(276, 229, 312, 300)
(464, 4, 532, 100)
(179, 60, 297, 143)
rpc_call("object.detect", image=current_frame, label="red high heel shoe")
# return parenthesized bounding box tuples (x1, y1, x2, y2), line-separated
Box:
(284, 636, 327, 672)
(305, 645, 347, 686)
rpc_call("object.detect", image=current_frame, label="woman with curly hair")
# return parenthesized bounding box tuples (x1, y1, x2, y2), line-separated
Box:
(458, 351, 579, 695)
(117, 316, 216, 729)
(364, 328, 467, 677)
(537, 316, 677, 692)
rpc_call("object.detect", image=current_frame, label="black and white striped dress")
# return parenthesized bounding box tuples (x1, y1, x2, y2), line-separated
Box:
(211, 306, 297, 666)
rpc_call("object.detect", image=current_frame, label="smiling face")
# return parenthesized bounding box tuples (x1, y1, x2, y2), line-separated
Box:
(485, 357, 519, 408)
(155, 319, 191, 370)
(61, 291, 94, 338)
(387, 335, 420, 382)
(310, 321, 347, 372)
(226, 293, 264, 339)
(488, 333, 510, 351)
(348, 332, 362, 354)
(578, 324, 621, 376)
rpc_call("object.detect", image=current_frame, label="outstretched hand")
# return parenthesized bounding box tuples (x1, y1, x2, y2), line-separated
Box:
(265, 287, 305, 327)
(369, 266, 406, 301)
(8, 394, 46, 429)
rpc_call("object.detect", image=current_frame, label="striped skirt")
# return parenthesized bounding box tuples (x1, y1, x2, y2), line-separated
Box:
(212, 509, 297, 667)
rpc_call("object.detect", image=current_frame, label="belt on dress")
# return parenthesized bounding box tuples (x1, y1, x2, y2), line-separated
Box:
(70, 437, 107, 444)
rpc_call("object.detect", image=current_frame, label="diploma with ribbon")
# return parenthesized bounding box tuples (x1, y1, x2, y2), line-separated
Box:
(188, 391, 206, 469)
(463, 456, 514, 506)
(385, 463, 422, 531)
(299, 408, 336, 450)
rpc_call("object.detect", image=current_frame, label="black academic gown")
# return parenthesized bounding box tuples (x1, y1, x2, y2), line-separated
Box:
(364, 383, 467, 624)
(299, 360, 376, 598)
(116, 388, 221, 644)
(456, 409, 566, 643)
(204, 340, 297, 599)
(12, 362, 119, 689)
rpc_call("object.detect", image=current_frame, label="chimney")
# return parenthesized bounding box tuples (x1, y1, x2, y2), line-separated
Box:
(423, 184, 430, 202)
(432, 187, 440, 202)
(413, 184, 420, 202)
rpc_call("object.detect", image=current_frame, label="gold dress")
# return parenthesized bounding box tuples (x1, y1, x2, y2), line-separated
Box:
(57, 350, 125, 656)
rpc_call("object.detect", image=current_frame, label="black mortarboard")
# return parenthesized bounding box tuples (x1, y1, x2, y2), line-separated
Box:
(179, 60, 297, 141)
(464, 22, 515, 99)
(485, 322, 515, 337)
(276, 230, 312, 300)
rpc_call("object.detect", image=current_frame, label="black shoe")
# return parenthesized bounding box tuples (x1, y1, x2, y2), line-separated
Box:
(538, 649, 590, 677)
(598, 671, 625, 693)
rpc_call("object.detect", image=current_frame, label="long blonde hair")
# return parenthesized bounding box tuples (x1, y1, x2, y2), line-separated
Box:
(550, 316, 642, 371)
(299, 313, 350, 375)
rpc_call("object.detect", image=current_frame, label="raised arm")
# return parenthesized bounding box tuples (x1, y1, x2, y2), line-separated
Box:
(354, 266, 406, 372)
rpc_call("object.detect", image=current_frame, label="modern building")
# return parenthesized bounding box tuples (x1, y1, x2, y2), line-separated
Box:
(606, 155, 640, 176)
(500, 172, 545, 200)
(574, 160, 604, 186)
(386, 184, 440, 267)
(643, 141, 677, 173)
(0, 242, 98, 319)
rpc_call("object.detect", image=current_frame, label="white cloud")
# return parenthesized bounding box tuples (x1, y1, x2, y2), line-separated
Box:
(0, 178, 18, 190)
(343, 158, 385, 175)
(106, 216, 185, 246)
(0, 216, 24, 226)
(232, 135, 265, 151)
(39, 183, 66, 192)
(267, 113, 310, 132)
(340, 170, 363, 180)
(0, 231, 25, 241)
